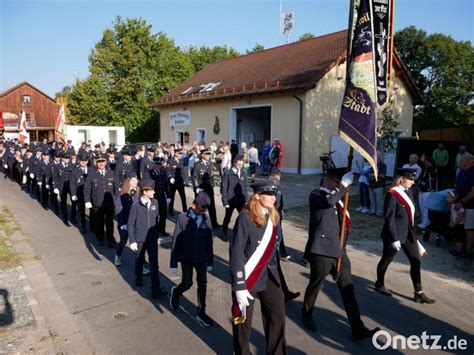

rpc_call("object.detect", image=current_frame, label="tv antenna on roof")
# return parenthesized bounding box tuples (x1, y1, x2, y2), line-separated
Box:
(280, 0, 295, 44)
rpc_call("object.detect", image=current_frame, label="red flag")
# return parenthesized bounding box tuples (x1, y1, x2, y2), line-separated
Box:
(0, 112, 4, 130)
(18, 111, 29, 144)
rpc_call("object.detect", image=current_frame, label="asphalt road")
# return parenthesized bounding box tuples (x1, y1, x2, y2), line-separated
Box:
(1, 176, 473, 354)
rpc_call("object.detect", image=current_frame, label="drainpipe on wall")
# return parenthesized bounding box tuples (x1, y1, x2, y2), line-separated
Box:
(293, 95, 303, 175)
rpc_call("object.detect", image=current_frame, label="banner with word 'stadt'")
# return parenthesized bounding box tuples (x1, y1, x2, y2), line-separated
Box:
(372, 0, 394, 106)
(339, 0, 378, 176)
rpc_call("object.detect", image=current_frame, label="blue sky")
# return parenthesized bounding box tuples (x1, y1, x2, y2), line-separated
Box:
(1, 0, 472, 97)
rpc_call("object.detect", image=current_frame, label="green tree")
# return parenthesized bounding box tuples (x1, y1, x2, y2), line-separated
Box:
(299, 33, 315, 41)
(68, 16, 194, 139)
(395, 26, 473, 129)
(246, 43, 265, 54)
(55, 85, 72, 99)
(187, 45, 240, 72)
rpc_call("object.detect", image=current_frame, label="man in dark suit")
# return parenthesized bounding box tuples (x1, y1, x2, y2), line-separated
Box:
(167, 148, 187, 215)
(301, 168, 379, 341)
(220, 154, 248, 239)
(84, 155, 118, 247)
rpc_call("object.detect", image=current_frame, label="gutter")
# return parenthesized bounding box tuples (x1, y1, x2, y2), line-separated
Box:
(293, 95, 303, 175)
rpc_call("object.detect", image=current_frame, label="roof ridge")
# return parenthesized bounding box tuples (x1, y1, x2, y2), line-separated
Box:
(205, 29, 347, 68)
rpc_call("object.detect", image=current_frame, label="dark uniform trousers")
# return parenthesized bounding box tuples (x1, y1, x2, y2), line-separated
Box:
(135, 234, 161, 291)
(169, 182, 187, 214)
(75, 186, 87, 229)
(157, 195, 168, 233)
(222, 203, 245, 234)
(233, 275, 286, 355)
(376, 238, 422, 292)
(200, 187, 218, 228)
(41, 184, 50, 207)
(303, 252, 364, 333)
(173, 262, 207, 311)
(50, 185, 59, 213)
(92, 207, 115, 244)
(61, 182, 76, 222)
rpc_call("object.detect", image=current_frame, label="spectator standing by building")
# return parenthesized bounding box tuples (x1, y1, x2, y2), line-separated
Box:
(261, 140, 272, 176)
(355, 159, 371, 213)
(455, 145, 470, 178)
(368, 152, 387, 217)
(455, 154, 474, 260)
(432, 143, 449, 187)
(417, 156, 438, 230)
(402, 154, 423, 180)
(248, 143, 260, 183)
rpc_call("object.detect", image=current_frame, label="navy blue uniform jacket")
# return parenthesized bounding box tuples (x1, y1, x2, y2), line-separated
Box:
(230, 211, 280, 293)
(84, 168, 118, 209)
(220, 168, 248, 206)
(381, 190, 416, 244)
(170, 210, 213, 268)
(305, 188, 348, 259)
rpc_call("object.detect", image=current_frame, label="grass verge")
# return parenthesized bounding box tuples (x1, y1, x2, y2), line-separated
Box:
(0, 206, 21, 268)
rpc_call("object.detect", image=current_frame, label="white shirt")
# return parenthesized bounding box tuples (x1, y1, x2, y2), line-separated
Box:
(248, 147, 259, 164)
(140, 197, 151, 209)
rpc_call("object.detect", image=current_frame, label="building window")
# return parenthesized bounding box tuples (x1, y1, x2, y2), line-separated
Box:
(26, 113, 31, 123)
(196, 128, 206, 143)
(22, 95, 31, 106)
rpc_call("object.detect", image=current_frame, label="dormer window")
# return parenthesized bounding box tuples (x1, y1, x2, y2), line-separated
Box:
(22, 95, 31, 106)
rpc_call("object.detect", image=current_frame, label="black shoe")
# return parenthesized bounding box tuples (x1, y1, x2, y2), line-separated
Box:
(80, 226, 88, 234)
(301, 312, 317, 332)
(168, 210, 175, 216)
(280, 254, 291, 262)
(414, 292, 436, 304)
(375, 281, 392, 296)
(135, 278, 143, 287)
(196, 311, 214, 327)
(169, 286, 179, 310)
(152, 287, 168, 299)
(284, 291, 300, 303)
(353, 327, 380, 341)
(213, 224, 221, 230)
(63, 218, 70, 227)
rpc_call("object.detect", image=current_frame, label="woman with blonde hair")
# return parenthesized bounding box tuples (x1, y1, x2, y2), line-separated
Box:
(230, 180, 286, 354)
(114, 171, 139, 266)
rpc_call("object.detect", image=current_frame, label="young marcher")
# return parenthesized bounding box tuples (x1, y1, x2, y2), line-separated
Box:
(375, 168, 436, 304)
(248, 143, 260, 183)
(301, 168, 379, 340)
(114, 172, 139, 266)
(169, 192, 214, 327)
(446, 190, 465, 256)
(127, 178, 167, 299)
(221, 154, 248, 240)
(230, 180, 286, 355)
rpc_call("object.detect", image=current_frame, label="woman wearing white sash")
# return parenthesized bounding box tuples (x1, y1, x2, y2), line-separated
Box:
(230, 180, 286, 355)
(376, 168, 435, 304)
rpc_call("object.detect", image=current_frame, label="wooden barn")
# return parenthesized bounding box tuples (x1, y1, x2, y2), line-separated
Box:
(0, 81, 59, 141)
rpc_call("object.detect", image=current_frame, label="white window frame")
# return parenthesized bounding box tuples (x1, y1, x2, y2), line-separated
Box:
(196, 128, 206, 143)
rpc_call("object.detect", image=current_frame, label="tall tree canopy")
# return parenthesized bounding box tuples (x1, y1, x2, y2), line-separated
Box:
(299, 33, 315, 41)
(246, 43, 265, 54)
(67, 17, 194, 140)
(186, 45, 240, 72)
(395, 26, 473, 129)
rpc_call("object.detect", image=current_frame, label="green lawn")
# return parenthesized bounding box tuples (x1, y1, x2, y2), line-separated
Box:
(0, 206, 21, 269)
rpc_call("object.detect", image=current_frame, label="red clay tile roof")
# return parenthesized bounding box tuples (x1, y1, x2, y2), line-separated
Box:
(156, 29, 420, 107)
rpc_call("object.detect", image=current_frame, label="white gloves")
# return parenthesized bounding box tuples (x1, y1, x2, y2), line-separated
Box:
(54, 188, 60, 195)
(120, 225, 127, 230)
(170, 178, 175, 184)
(196, 188, 203, 194)
(207, 266, 213, 272)
(37, 182, 42, 186)
(29, 173, 34, 179)
(85, 202, 93, 209)
(46, 184, 50, 189)
(235, 289, 254, 307)
(71, 195, 78, 201)
(3, 164, 7, 169)
(341, 172, 354, 188)
(391, 240, 401, 251)
(130, 242, 138, 252)
(170, 267, 178, 274)
(166, 198, 171, 205)
(225, 205, 230, 208)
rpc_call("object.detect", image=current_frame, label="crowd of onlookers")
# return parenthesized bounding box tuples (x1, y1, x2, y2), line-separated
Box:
(353, 144, 474, 260)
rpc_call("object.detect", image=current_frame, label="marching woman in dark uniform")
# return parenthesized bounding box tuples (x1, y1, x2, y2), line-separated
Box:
(169, 192, 214, 327)
(301, 168, 379, 341)
(127, 178, 167, 299)
(150, 157, 171, 236)
(375, 168, 436, 304)
(70, 154, 90, 232)
(114, 171, 139, 266)
(230, 180, 286, 355)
